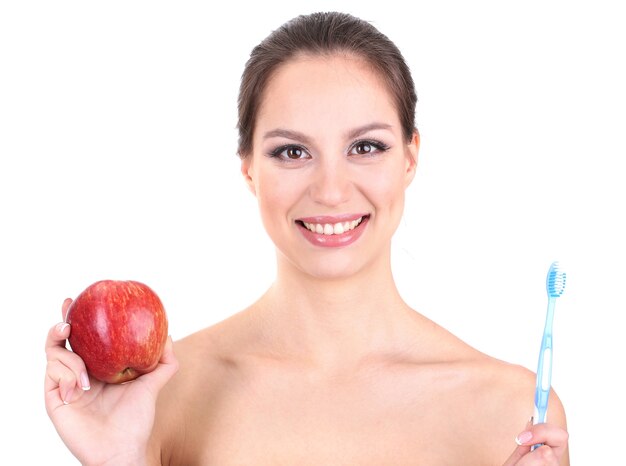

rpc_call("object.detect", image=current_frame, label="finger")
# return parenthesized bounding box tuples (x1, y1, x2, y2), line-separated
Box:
(62, 298, 72, 321)
(509, 444, 559, 466)
(45, 359, 81, 411)
(502, 417, 534, 465)
(517, 423, 569, 459)
(45, 321, 91, 399)
(529, 445, 558, 464)
(136, 336, 179, 397)
(45, 321, 71, 352)
(45, 345, 91, 391)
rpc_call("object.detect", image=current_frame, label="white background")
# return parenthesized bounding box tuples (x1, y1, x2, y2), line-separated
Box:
(1, 0, 624, 463)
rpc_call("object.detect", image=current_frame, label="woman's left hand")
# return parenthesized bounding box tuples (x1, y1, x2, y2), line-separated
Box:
(503, 422, 569, 465)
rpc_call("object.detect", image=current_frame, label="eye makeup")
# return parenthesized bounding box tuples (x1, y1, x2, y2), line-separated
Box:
(266, 138, 391, 161)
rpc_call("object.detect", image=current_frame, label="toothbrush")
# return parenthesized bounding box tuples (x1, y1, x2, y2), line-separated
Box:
(532, 261, 566, 449)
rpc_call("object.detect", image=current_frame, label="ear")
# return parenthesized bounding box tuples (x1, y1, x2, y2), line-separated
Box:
(404, 130, 419, 187)
(241, 156, 257, 196)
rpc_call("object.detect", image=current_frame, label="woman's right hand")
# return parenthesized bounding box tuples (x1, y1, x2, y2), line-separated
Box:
(45, 298, 179, 466)
(503, 420, 569, 465)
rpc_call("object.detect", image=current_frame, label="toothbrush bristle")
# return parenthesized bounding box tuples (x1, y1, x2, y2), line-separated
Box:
(547, 261, 566, 297)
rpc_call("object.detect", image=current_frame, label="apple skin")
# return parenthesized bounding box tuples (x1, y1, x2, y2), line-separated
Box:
(66, 280, 168, 384)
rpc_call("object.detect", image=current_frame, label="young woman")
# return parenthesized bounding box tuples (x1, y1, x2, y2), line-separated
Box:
(45, 12, 569, 465)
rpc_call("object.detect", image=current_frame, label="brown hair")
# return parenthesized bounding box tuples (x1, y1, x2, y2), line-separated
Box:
(236, 11, 418, 158)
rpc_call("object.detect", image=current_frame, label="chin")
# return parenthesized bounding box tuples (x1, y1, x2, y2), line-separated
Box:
(284, 251, 373, 281)
(305, 264, 362, 281)
(273, 226, 392, 280)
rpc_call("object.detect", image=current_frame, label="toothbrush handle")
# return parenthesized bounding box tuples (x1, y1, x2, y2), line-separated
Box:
(534, 330, 552, 424)
(532, 298, 555, 450)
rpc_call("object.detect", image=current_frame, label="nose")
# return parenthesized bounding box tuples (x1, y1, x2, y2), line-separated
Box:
(308, 156, 351, 207)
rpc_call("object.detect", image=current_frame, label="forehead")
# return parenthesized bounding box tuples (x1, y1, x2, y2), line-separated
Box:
(255, 54, 400, 137)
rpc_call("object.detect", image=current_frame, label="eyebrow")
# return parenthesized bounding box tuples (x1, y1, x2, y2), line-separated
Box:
(262, 122, 394, 143)
(347, 122, 394, 139)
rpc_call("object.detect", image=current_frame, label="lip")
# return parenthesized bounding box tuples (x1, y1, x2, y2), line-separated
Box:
(295, 214, 370, 248)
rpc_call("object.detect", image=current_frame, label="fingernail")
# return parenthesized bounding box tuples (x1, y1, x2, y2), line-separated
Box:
(63, 387, 74, 405)
(515, 431, 533, 445)
(56, 322, 69, 333)
(80, 371, 90, 390)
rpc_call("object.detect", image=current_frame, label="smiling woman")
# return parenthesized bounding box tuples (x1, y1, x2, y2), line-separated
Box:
(241, 52, 418, 281)
(44, 11, 569, 465)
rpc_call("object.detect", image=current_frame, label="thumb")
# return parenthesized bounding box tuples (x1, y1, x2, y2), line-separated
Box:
(138, 336, 179, 395)
(502, 417, 534, 466)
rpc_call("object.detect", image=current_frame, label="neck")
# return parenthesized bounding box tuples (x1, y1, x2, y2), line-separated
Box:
(251, 248, 420, 372)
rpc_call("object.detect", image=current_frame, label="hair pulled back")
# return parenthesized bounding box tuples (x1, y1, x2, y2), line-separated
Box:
(236, 11, 417, 158)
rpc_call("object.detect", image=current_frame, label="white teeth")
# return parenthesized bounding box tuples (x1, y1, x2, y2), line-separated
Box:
(302, 216, 365, 235)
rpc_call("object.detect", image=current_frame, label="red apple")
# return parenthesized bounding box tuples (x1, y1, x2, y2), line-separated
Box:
(66, 280, 168, 384)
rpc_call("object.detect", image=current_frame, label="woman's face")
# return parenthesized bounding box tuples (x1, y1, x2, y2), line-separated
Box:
(242, 54, 419, 279)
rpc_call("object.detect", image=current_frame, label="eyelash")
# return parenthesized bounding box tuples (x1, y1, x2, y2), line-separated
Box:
(268, 139, 391, 160)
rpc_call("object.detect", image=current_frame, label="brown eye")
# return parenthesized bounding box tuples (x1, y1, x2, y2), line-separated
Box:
(287, 147, 303, 159)
(354, 142, 372, 155)
(268, 144, 309, 161)
(349, 140, 390, 157)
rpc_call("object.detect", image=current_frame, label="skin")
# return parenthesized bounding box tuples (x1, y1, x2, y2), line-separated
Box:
(45, 53, 569, 465)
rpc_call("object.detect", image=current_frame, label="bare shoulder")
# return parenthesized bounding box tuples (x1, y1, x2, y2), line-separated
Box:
(413, 319, 568, 462)
(148, 310, 250, 464)
(469, 354, 566, 427)
(453, 349, 567, 462)
(466, 355, 537, 422)
(164, 308, 252, 396)
(418, 316, 566, 428)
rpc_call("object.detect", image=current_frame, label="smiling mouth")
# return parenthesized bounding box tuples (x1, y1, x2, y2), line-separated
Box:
(295, 215, 370, 235)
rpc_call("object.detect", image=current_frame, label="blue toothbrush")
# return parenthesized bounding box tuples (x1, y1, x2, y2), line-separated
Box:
(532, 261, 566, 449)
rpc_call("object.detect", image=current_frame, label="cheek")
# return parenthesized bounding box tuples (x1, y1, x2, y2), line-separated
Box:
(255, 168, 302, 217)
(360, 164, 406, 209)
